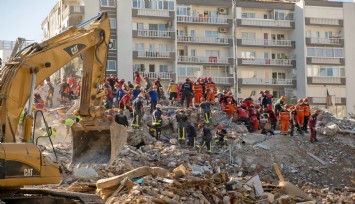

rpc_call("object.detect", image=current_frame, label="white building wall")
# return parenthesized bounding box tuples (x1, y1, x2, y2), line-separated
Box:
(117, 0, 133, 81)
(83, 0, 100, 25)
(343, 2, 355, 116)
(304, 7, 343, 19)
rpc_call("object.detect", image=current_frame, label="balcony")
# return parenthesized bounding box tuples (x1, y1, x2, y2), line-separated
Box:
(177, 0, 232, 7)
(133, 30, 175, 39)
(239, 78, 294, 86)
(132, 8, 174, 19)
(306, 57, 345, 65)
(305, 38, 344, 47)
(139, 72, 175, 80)
(133, 51, 175, 60)
(305, 17, 343, 27)
(177, 76, 234, 85)
(178, 56, 232, 65)
(62, 5, 84, 18)
(310, 97, 345, 105)
(237, 39, 295, 48)
(177, 16, 232, 26)
(238, 58, 296, 67)
(177, 36, 232, 45)
(237, 18, 295, 29)
(307, 77, 345, 85)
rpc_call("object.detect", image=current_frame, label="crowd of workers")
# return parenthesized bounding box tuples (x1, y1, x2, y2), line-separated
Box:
(33, 71, 321, 154)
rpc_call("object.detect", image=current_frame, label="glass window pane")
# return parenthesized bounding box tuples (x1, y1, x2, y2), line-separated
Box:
(319, 68, 327, 76)
(325, 48, 333, 57)
(340, 68, 345, 77)
(307, 48, 315, 56)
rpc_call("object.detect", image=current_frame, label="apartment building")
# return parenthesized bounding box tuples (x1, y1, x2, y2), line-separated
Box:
(294, 0, 355, 118)
(235, 0, 297, 100)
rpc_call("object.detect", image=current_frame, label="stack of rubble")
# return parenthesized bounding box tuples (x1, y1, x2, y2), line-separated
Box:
(317, 111, 355, 136)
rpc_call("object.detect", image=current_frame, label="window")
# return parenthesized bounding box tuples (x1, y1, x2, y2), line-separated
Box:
(271, 34, 285, 40)
(241, 32, 255, 39)
(177, 30, 185, 36)
(272, 72, 286, 79)
(307, 65, 345, 77)
(106, 60, 117, 71)
(307, 47, 344, 58)
(109, 18, 116, 29)
(134, 64, 144, 72)
(132, 0, 145, 8)
(205, 30, 218, 37)
(274, 10, 293, 20)
(177, 66, 201, 76)
(190, 49, 196, 56)
(325, 31, 332, 38)
(137, 23, 144, 30)
(241, 51, 256, 58)
(190, 30, 196, 37)
(134, 43, 144, 51)
(305, 30, 311, 38)
(159, 44, 169, 52)
(167, 0, 174, 10)
(242, 13, 255, 19)
(109, 39, 116, 50)
(159, 65, 168, 72)
(101, 0, 115, 7)
(206, 50, 219, 57)
(177, 6, 188, 16)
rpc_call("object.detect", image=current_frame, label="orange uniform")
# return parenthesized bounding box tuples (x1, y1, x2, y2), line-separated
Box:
(205, 82, 216, 102)
(304, 104, 311, 117)
(296, 104, 305, 126)
(279, 110, 290, 133)
(224, 103, 237, 117)
(193, 83, 203, 105)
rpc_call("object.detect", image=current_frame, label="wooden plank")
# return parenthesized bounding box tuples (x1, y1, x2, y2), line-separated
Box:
(273, 163, 285, 182)
(307, 152, 326, 165)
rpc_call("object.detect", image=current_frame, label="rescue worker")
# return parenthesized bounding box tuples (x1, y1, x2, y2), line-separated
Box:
(73, 109, 82, 123)
(264, 90, 273, 111)
(279, 104, 290, 135)
(193, 80, 203, 106)
(274, 96, 286, 117)
(131, 95, 144, 128)
(154, 78, 163, 100)
(181, 78, 193, 108)
(295, 99, 305, 127)
(309, 109, 320, 142)
(152, 104, 163, 140)
(175, 109, 188, 144)
(289, 105, 304, 136)
(205, 77, 217, 103)
(134, 71, 142, 84)
(167, 79, 178, 106)
(249, 104, 259, 132)
(45, 80, 54, 108)
(186, 122, 197, 148)
(215, 125, 228, 147)
(303, 98, 311, 133)
(132, 84, 141, 99)
(148, 85, 159, 113)
(114, 109, 129, 127)
(264, 108, 277, 132)
(199, 97, 212, 124)
(34, 93, 45, 111)
(224, 98, 237, 117)
(243, 97, 254, 109)
(59, 78, 70, 104)
(236, 104, 251, 131)
(104, 84, 114, 109)
(198, 123, 212, 155)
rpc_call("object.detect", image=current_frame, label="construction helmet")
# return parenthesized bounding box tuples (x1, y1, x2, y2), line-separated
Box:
(73, 109, 79, 115)
(217, 125, 223, 130)
(280, 96, 286, 101)
(314, 109, 321, 114)
(298, 99, 303, 104)
(156, 104, 162, 109)
(109, 109, 115, 115)
(303, 98, 308, 103)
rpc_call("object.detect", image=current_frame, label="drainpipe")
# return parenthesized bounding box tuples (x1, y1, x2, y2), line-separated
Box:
(232, 0, 238, 98)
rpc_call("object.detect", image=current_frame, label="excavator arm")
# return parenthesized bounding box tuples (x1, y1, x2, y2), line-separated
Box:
(0, 12, 110, 143)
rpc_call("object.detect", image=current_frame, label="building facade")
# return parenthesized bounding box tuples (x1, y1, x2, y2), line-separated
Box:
(40, 0, 355, 117)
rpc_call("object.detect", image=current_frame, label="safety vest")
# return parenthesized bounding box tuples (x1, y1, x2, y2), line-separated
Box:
(296, 104, 305, 113)
(304, 104, 311, 116)
(168, 83, 178, 93)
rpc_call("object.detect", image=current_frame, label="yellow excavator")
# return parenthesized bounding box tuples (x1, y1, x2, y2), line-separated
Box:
(0, 12, 111, 187)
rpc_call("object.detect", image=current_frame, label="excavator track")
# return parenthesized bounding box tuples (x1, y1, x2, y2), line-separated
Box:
(0, 188, 104, 204)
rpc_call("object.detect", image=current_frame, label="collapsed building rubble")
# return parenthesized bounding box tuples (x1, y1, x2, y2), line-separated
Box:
(41, 106, 355, 203)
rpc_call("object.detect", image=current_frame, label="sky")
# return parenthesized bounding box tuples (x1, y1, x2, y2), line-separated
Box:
(0, 0, 57, 42)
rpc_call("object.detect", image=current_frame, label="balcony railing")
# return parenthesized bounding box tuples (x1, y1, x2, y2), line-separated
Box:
(240, 78, 293, 85)
(177, 16, 229, 24)
(139, 72, 173, 80)
(311, 77, 341, 84)
(177, 76, 233, 85)
(177, 36, 230, 44)
(312, 97, 342, 104)
(137, 9, 170, 17)
(309, 38, 343, 45)
(239, 18, 293, 28)
(137, 30, 174, 38)
(239, 39, 293, 47)
(310, 57, 342, 64)
(178, 56, 230, 64)
(240, 58, 294, 66)
(309, 18, 341, 26)
(137, 51, 173, 58)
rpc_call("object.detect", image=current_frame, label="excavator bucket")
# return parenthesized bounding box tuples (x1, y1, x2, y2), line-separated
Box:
(70, 121, 128, 165)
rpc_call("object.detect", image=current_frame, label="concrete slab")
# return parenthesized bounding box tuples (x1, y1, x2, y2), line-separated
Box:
(243, 133, 267, 145)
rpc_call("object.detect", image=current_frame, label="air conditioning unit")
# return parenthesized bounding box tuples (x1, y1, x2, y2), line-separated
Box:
(218, 8, 227, 15)
(218, 27, 228, 33)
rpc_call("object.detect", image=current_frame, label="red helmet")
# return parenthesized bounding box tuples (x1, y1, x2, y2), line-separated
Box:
(303, 98, 308, 103)
(217, 125, 223, 130)
(186, 77, 190, 82)
(108, 109, 115, 115)
(241, 103, 247, 108)
(255, 104, 261, 109)
(298, 99, 303, 104)
(239, 99, 243, 104)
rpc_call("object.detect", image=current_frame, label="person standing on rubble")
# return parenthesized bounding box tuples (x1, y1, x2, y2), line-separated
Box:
(186, 122, 197, 148)
(303, 98, 311, 133)
(180, 78, 193, 108)
(148, 85, 159, 113)
(274, 96, 286, 117)
(175, 109, 188, 144)
(309, 109, 320, 142)
(289, 106, 304, 136)
(279, 104, 290, 135)
(192, 79, 203, 107)
(198, 123, 212, 155)
(200, 97, 212, 124)
(152, 104, 163, 140)
(205, 77, 217, 103)
(167, 79, 178, 106)
(114, 109, 129, 127)
(131, 95, 144, 128)
(215, 125, 228, 147)
(296, 99, 305, 128)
